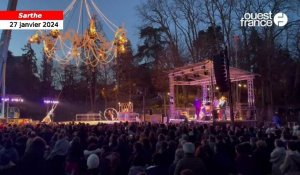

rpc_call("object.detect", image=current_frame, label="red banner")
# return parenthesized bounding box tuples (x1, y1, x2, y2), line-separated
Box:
(0, 11, 63, 20)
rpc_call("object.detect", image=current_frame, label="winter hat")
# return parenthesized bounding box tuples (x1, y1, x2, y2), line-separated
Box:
(87, 153, 99, 169)
(182, 142, 195, 154)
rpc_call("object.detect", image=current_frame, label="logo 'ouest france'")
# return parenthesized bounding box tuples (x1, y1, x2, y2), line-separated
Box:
(240, 12, 288, 27)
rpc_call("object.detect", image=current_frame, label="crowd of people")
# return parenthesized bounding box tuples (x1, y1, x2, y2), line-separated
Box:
(0, 121, 299, 175)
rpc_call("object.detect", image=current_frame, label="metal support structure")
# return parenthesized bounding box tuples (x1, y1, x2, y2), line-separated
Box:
(142, 88, 146, 122)
(6, 101, 9, 121)
(202, 84, 213, 103)
(169, 74, 175, 121)
(1, 64, 6, 120)
(247, 79, 256, 119)
(224, 47, 235, 126)
(208, 84, 213, 102)
(168, 59, 257, 123)
(234, 36, 240, 110)
(163, 94, 166, 120)
(247, 79, 255, 107)
(210, 62, 216, 125)
(202, 84, 208, 102)
(0, 0, 18, 120)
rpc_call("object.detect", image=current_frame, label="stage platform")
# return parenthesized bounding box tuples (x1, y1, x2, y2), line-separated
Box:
(170, 118, 257, 126)
(59, 120, 121, 125)
(58, 118, 257, 126)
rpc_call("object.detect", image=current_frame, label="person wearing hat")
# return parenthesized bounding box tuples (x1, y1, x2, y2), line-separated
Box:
(86, 153, 100, 175)
(174, 142, 207, 175)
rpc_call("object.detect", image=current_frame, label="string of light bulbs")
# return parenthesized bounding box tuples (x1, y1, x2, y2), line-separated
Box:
(29, 0, 128, 67)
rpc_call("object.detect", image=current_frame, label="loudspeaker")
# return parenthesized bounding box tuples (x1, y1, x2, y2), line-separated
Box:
(213, 53, 229, 92)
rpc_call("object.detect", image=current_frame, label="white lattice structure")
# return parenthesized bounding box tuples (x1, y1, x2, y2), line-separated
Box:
(118, 102, 133, 112)
(168, 60, 258, 120)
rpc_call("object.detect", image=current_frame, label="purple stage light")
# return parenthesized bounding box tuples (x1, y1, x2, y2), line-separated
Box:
(11, 98, 24, 102)
(1, 98, 9, 102)
(1, 96, 23, 103)
(43, 99, 59, 104)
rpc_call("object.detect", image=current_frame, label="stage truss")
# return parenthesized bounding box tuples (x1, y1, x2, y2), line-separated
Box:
(168, 60, 258, 120)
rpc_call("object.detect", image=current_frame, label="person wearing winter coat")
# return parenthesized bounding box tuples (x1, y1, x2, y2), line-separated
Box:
(270, 139, 286, 175)
(280, 141, 300, 175)
(174, 142, 207, 175)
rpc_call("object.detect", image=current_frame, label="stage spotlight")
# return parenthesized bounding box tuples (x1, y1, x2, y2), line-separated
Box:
(194, 74, 200, 78)
(243, 84, 247, 88)
(216, 87, 219, 90)
(238, 84, 242, 87)
(43, 99, 59, 104)
(204, 70, 209, 75)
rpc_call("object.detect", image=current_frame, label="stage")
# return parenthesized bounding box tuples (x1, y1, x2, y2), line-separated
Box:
(58, 118, 257, 126)
(169, 118, 257, 126)
(59, 120, 121, 125)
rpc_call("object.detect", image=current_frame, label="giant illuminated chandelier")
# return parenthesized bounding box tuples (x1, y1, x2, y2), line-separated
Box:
(29, 0, 127, 67)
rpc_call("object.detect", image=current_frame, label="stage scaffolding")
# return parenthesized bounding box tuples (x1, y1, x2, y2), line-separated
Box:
(168, 60, 258, 121)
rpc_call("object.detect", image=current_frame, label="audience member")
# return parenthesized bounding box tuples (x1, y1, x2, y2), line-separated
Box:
(174, 142, 207, 175)
(270, 139, 286, 175)
(280, 141, 300, 175)
(0, 121, 299, 175)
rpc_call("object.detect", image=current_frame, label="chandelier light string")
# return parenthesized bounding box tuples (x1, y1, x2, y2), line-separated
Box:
(29, 0, 128, 67)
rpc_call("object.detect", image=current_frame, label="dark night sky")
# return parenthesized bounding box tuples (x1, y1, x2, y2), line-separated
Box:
(0, 0, 145, 56)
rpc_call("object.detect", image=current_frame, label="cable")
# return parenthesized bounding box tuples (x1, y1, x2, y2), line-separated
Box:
(90, 0, 118, 32)
(84, 0, 92, 20)
(64, 0, 77, 17)
(64, 0, 79, 31)
(76, 0, 83, 33)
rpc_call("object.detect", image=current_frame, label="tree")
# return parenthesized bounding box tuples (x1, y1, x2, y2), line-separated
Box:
(17, 44, 39, 101)
(136, 27, 166, 65)
(22, 43, 38, 75)
(61, 63, 79, 101)
(6, 47, 39, 100)
(137, 0, 300, 119)
(136, 26, 171, 93)
(137, 0, 183, 63)
(40, 52, 53, 97)
(79, 60, 98, 112)
(79, 16, 108, 112)
(115, 40, 135, 102)
(194, 25, 224, 58)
